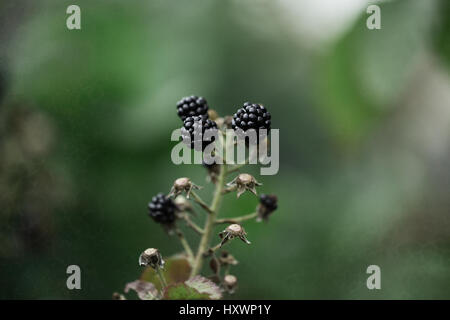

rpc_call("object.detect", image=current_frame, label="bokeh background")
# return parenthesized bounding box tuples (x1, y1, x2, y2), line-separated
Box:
(1, 0, 449, 299)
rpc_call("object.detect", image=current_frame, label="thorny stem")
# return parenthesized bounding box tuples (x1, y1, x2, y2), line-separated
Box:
(190, 191, 213, 214)
(155, 267, 167, 288)
(190, 162, 227, 277)
(175, 228, 194, 263)
(214, 212, 257, 225)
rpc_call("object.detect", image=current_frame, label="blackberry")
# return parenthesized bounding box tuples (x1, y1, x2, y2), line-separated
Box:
(232, 102, 271, 134)
(259, 194, 277, 211)
(203, 160, 220, 183)
(180, 116, 218, 151)
(148, 193, 177, 225)
(176, 95, 209, 121)
(257, 194, 278, 222)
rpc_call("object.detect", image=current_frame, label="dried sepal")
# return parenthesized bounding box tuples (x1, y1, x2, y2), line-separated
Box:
(112, 292, 126, 300)
(139, 248, 165, 270)
(209, 256, 220, 275)
(226, 173, 262, 198)
(223, 274, 238, 294)
(219, 223, 251, 247)
(203, 161, 220, 183)
(174, 195, 195, 215)
(207, 109, 219, 121)
(168, 177, 201, 198)
(219, 250, 239, 266)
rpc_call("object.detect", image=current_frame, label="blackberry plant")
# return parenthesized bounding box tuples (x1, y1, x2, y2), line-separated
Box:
(117, 97, 278, 300)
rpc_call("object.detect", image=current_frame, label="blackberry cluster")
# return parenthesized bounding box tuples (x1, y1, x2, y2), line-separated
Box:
(148, 193, 177, 225)
(259, 194, 278, 212)
(176, 95, 209, 121)
(232, 102, 271, 133)
(181, 116, 218, 151)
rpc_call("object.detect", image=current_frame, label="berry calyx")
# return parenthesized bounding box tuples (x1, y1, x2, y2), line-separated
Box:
(139, 248, 165, 269)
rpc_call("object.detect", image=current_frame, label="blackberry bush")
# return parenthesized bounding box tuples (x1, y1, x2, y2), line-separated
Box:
(119, 97, 277, 301)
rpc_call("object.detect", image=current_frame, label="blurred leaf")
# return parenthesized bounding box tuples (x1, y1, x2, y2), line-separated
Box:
(316, 0, 437, 146)
(140, 254, 191, 290)
(432, 0, 450, 68)
(163, 283, 209, 300)
(162, 276, 221, 300)
(124, 280, 159, 300)
(185, 276, 222, 300)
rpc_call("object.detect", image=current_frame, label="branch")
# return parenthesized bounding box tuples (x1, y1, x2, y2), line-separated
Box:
(227, 162, 247, 174)
(181, 214, 205, 235)
(214, 212, 257, 225)
(189, 191, 213, 214)
(175, 228, 194, 264)
(222, 185, 237, 195)
(203, 243, 221, 257)
(190, 163, 227, 277)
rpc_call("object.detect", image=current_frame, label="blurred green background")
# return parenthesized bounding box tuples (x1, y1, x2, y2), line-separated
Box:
(1, 0, 450, 299)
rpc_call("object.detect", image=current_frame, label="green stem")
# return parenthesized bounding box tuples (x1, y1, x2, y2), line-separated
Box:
(190, 191, 213, 214)
(227, 162, 247, 174)
(214, 212, 257, 225)
(155, 267, 167, 288)
(190, 163, 227, 277)
(181, 214, 205, 235)
(175, 228, 194, 263)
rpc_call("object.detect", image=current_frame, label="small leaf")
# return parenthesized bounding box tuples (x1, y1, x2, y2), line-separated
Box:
(124, 280, 159, 300)
(185, 276, 222, 300)
(163, 283, 210, 300)
(140, 254, 191, 290)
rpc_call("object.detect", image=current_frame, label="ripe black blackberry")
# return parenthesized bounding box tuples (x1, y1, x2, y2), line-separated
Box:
(148, 193, 177, 225)
(259, 194, 277, 211)
(176, 95, 209, 121)
(203, 160, 220, 183)
(232, 102, 271, 133)
(181, 116, 218, 151)
(257, 194, 278, 222)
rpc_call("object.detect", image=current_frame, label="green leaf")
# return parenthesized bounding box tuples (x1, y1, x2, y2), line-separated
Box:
(432, 0, 450, 68)
(315, 0, 437, 146)
(185, 276, 222, 300)
(163, 283, 210, 300)
(159, 275, 222, 300)
(140, 254, 191, 290)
